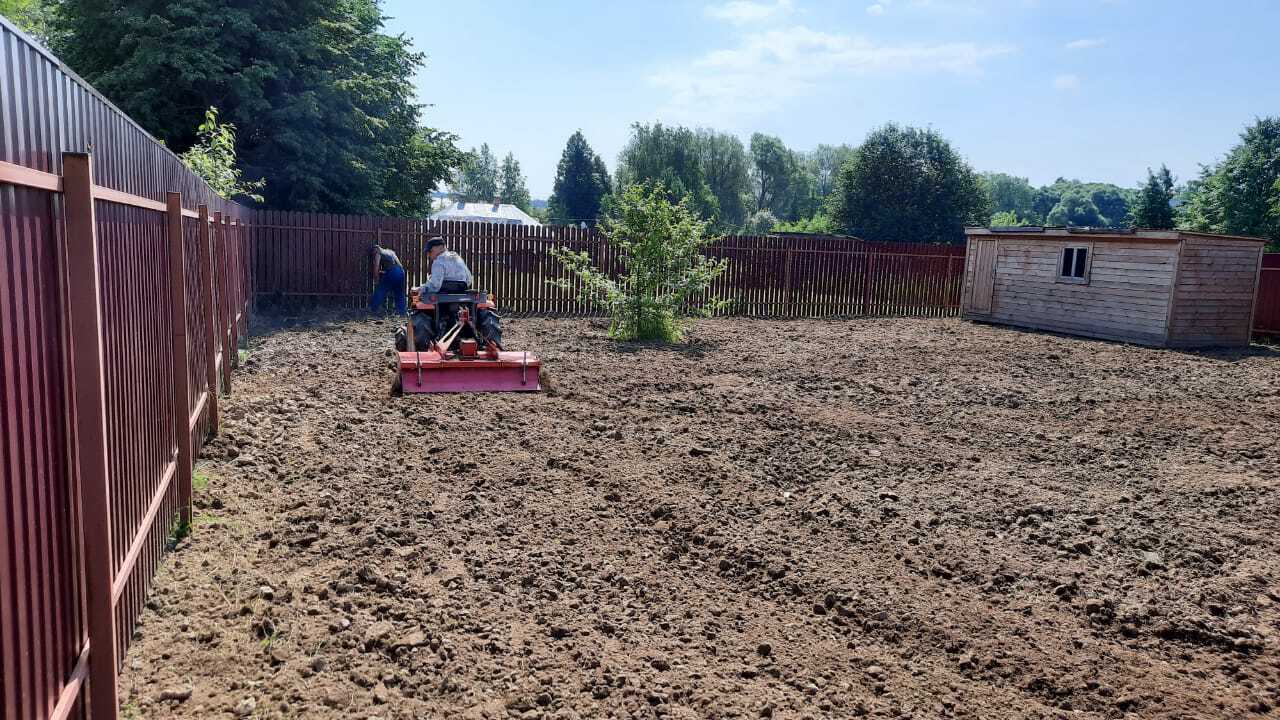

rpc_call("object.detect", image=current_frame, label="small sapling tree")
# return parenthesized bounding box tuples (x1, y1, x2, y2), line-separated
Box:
(551, 182, 729, 342)
(179, 107, 265, 203)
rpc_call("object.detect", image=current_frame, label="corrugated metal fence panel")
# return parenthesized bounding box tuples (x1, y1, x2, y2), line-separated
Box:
(183, 216, 212, 451)
(0, 19, 234, 218)
(94, 202, 179, 663)
(1256, 253, 1280, 335)
(0, 184, 86, 720)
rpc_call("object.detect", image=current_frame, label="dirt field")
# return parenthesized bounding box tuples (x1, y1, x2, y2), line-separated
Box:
(119, 314, 1280, 719)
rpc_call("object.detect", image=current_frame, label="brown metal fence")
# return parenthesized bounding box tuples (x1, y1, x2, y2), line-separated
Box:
(250, 213, 969, 317)
(0, 17, 251, 720)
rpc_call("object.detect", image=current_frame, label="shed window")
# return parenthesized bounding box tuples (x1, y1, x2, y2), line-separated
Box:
(1059, 246, 1089, 282)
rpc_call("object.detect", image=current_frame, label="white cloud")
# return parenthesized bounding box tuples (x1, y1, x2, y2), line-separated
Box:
(705, 0, 795, 25)
(1065, 38, 1105, 50)
(1053, 73, 1081, 90)
(651, 25, 1015, 118)
(866, 3, 887, 15)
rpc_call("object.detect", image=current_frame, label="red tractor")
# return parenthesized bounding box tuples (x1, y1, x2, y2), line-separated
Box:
(393, 289, 542, 393)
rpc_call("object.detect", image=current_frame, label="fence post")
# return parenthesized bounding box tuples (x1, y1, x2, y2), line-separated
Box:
(244, 216, 254, 330)
(197, 206, 220, 434)
(166, 193, 194, 526)
(61, 152, 120, 720)
(216, 213, 233, 395)
(228, 219, 241, 369)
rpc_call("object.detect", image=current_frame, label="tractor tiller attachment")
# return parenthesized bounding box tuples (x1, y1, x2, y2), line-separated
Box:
(396, 290, 542, 394)
(399, 349, 542, 393)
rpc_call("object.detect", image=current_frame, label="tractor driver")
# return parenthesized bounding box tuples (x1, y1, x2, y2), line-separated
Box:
(419, 236, 473, 296)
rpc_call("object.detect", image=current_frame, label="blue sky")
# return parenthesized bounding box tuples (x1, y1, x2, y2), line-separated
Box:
(381, 0, 1280, 199)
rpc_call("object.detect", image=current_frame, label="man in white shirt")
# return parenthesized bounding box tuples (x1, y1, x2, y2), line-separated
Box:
(419, 237, 473, 295)
(400, 236, 505, 351)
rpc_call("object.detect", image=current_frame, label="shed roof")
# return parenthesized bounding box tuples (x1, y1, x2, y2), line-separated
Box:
(965, 227, 1267, 245)
(430, 201, 542, 226)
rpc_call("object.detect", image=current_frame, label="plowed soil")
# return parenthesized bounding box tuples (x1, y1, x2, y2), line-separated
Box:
(120, 314, 1280, 719)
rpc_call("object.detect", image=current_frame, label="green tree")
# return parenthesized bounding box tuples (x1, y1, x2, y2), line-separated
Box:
(547, 130, 611, 224)
(178, 107, 264, 203)
(1179, 118, 1280, 246)
(385, 127, 464, 216)
(982, 173, 1037, 222)
(1178, 168, 1222, 233)
(616, 122, 719, 222)
(453, 144, 499, 202)
(806, 144, 857, 199)
(695, 129, 751, 229)
(828, 124, 990, 244)
(1, 0, 53, 41)
(50, 0, 458, 214)
(498, 152, 531, 212)
(749, 133, 799, 219)
(786, 165, 821, 222)
(1032, 178, 1134, 228)
(551, 183, 729, 342)
(1088, 186, 1129, 227)
(1031, 186, 1061, 223)
(1046, 189, 1105, 226)
(1129, 165, 1176, 229)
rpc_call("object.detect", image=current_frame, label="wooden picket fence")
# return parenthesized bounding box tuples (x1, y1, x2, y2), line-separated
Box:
(249, 213, 969, 318)
(1257, 253, 1280, 336)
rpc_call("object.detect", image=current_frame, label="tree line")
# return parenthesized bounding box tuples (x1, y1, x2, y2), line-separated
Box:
(547, 118, 1280, 248)
(982, 115, 1280, 248)
(5, 2, 1278, 248)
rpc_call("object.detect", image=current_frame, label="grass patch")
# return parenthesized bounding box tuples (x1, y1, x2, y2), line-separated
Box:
(193, 469, 212, 493)
(260, 626, 284, 651)
(193, 510, 221, 527)
(238, 348, 250, 364)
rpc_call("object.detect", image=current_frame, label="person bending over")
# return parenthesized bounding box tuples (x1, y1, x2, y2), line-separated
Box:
(369, 242, 406, 315)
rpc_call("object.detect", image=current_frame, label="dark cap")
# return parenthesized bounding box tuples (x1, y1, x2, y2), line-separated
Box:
(425, 237, 446, 252)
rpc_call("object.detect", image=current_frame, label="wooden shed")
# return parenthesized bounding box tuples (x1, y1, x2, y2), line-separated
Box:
(960, 228, 1266, 348)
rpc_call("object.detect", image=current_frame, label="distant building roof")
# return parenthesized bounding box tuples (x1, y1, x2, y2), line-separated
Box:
(430, 200, 541, 226)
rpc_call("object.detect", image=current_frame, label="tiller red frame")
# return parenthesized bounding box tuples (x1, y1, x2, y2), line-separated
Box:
(399, 290, 542, 393)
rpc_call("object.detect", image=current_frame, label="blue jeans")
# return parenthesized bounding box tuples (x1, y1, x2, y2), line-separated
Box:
(371, 265, 407, 315)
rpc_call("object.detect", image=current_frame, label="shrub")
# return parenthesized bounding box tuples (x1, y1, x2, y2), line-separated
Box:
(989, 210, 1029, 227)
(179, 107, 265, 203)
(551, 182, 729, 342)
(743, 209, 778, 234)
(773, 213, 835, 234)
